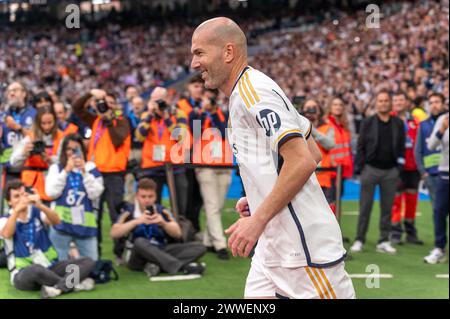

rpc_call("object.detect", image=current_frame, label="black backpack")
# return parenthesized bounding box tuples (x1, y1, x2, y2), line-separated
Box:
(90, 260, 119, 284)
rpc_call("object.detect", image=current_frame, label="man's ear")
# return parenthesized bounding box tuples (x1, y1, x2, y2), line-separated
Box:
(224, 43, 235, 64)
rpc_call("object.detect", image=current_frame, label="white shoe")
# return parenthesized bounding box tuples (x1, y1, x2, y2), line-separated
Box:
(350, 240, 363, 253)
(41, 285, 62, 299)
(74, 278, 95, 292)
(424, 248, 447, 264)
(376, 241, 397, 254)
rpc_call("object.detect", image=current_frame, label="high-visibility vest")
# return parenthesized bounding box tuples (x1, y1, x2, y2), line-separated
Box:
(141, 115, 184, 169)
(21, 130, 64, 201)
(62, 123, 79, 136)
(87, 117, 131, 173)
(192, 108, 233, 166)
(315, 123, 334, 188)
(328, 116, 353, 178)
(177, 98, 194, 116)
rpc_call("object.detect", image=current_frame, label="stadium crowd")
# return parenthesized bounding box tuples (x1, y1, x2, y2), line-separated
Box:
(0, 0, 448, 298)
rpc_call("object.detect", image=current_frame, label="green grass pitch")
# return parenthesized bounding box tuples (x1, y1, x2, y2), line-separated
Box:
(0, 200, 448, 299)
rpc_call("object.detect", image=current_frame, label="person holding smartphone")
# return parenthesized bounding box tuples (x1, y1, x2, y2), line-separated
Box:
(110, 178, 206, 278)
(45, 134, 104, 261)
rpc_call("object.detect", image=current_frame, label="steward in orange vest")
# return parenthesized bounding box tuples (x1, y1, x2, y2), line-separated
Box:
(73, 89, 131, 259)
(327, 115, 354, 179)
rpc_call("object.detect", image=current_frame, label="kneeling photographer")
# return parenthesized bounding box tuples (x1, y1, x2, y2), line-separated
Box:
(9, 107, 65, 202)
(73, 89, 131, 261)
(110, 178, 206, 278)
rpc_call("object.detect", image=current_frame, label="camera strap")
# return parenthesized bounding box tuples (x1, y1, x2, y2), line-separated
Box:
(93, 120, 107, 149)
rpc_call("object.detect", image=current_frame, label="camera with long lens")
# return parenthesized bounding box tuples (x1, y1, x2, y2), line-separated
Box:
(30, 140, 46, 155)
(96, 99, 109, 114)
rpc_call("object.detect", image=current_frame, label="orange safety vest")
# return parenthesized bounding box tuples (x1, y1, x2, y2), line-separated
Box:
(315, 123, 333, 188)
(177, 98, 194, 116)
(192, 109, 233, 166)
(87, 117, 131, 173)
(63, 123, 79, 136)
(21, 130, 64, 201)
(328, 116, 353, 178)
(141, 115, 185, 169)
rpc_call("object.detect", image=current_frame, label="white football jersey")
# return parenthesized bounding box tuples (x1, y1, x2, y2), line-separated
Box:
(227, 66, 346, 268)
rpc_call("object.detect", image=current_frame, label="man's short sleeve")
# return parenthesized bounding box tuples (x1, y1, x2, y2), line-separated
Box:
(246, 89, 312, 152)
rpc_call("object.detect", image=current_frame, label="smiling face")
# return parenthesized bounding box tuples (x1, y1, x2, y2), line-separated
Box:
(191, 31, 229, 90)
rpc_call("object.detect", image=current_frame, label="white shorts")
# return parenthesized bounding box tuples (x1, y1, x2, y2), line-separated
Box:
(244, 256, 356, 299)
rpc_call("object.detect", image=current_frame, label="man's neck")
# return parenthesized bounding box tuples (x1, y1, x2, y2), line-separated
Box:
(221, 61, 248, 97)
(377, 112, 391, 122)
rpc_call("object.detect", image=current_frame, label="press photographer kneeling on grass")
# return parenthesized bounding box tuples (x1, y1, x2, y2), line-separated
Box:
(110, 178, 206, 278)
(0, 180, 96, 298)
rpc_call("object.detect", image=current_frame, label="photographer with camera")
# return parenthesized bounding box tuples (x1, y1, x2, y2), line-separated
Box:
(45, 133, 104, 261)
(136, 87, 189, 217)
(1, 82, 37, 182)
(0, 179, 96, 298)
(189, 88, 232, 260)
(299, 99, 338, 212)
(9, 107, 64, 202)
(110, 178, 206, 278)
(73, 89, 131, 261)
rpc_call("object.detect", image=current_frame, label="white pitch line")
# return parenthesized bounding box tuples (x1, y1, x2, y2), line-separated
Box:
(436, 274, 449, 279)
(150, 274, 202, 281)
(349, 274, 393, 279)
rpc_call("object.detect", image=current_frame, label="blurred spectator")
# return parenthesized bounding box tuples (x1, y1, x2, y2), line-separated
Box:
(1, 82, 36, 182)
(122, 85, 140, 117)
(45, 133, 104, 261)
(351, 90, 405, 254)
(110, 178, 206, 277)
(424, 112, 449, 264)
(191, 88, 232, 260)
(415, 92, 447, 204)
(325, 97, 354, 204)
(301, 99, 337, 212)
(0, 179, 95, 299)
(177, 76, 204, 233)
(73, 88, 131, 261)
(10, 107, 64, 202)
(33, 91, 54, 112)
(54, 102, 79, 136)
(390, 91, 423, 245)
(124, 96, 145, 203)
(135, 87, 189, 217)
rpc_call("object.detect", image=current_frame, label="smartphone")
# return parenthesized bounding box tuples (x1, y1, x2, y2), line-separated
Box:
(145, 205, 155, 215)
(73, 147, 82, 158)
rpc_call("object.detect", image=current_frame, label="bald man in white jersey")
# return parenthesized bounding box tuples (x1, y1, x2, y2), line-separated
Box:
(190, 17, 355, 299)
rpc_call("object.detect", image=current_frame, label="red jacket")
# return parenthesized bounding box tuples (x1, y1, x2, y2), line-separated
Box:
(391, 112, 419, 171)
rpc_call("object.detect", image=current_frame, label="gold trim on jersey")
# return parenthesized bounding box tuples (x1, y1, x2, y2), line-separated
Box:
(237, 71, 260, 108)
(274, 129, 302, 148)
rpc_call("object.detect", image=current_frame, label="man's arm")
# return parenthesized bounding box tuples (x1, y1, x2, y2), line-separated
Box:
(226, 136, 317, 257)
(110, 212, 139, 239)
(414, 126, 426, 176)
(72, 93, 97, 127)
(307, 135, 322, 165)
(1, 211, 19, 239)
(37, 202, 61, 225)
(107, 117, 131, 148)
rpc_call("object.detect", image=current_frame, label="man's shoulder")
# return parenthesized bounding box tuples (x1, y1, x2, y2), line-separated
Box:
(233, 67, 284, 109)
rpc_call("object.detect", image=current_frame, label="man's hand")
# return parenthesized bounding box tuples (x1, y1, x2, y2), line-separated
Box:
(225, 214, 266, 257)
(235, 197, 250, 218)
(439, 114, 449, 134)
(65, 156, 75, 172)
(90, 89, 107, 100)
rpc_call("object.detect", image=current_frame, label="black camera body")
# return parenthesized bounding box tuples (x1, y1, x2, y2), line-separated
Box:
(30, 140, 46, 155)
(156, 99, 168, 112)
(96, 99, 109, 114)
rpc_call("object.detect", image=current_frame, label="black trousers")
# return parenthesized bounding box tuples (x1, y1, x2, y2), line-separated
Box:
(13, 257, 95, 293)
(128, 238, 206, 274)
(184, 167, 203, 232)
(97, 173, 126, 258)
